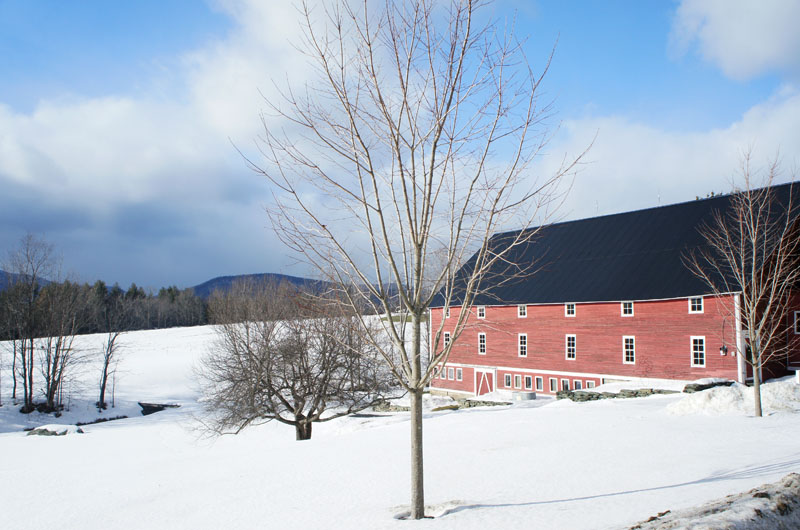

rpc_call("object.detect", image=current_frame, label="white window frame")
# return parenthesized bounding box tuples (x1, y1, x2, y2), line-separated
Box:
(504, 374, 512, 388)
(565, 334, 576, 360)
(549, 377, 557, 392)
(535, 376, 544, 391)
(448, 367, 454, 380)
(440, 366, 446, 379)
(691, 336, 706, 367)
(443, 331, 451, 348)
(518, 333, 527, 357)
(621, 301, 634, 317)
(574, 380, 582, 390)
(586, 380, 595, 389)
(445, 306, 450, 318)
(518, 304, 527, 318)
(524, 375, 533, 390)
(514, 374, 522, 389)
(478, 332, 486, 355)
(456, 368, 463, 381)
(794, 311, 800, 334)
(565, 303, 576, 317)
(561, 378, 570, 391)
(689, 296, 704, 314)
(477, 306, 485, 319)
(623, 335, 636, 364)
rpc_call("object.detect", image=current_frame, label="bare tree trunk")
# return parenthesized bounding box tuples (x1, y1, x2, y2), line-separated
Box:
(410, 313, 425, 519)
(295, 421, 313, 441)
(410, 387, 425, 519)
(753, 356, 763, 417)
(11, 341, 17, 400)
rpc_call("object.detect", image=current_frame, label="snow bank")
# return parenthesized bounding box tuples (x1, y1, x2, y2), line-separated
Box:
(390, 393, 458, 410)
(630, 472, 800, 529)
(667, 379, 800, 416)
(592, 379, 686, 394)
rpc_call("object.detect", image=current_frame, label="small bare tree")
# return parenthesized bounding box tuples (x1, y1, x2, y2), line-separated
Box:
(97, 295, 130, 410)
(200, 280, 391, 440)
(248, 0, 585, 517)
(686, 155, 800, 417)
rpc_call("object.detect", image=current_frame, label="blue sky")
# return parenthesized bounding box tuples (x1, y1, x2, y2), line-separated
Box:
(1, 0, 799, 289)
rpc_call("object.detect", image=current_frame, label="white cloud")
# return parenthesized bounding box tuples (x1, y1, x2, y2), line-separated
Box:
(670, 0, 800, 81)
(538, 87, 800, 221)
(0, 1, 320, 286)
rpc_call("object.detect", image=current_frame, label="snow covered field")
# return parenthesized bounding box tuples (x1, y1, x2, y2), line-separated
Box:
(2, 325, 800, 529)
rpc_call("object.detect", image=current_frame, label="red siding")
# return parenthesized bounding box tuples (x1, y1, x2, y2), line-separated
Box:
(431, 296, 740, 395)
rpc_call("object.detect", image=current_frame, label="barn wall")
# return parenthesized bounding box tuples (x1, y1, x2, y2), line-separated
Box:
(430, 295, 740, 395)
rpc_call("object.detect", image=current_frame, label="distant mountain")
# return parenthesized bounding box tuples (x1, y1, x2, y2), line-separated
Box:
(191, 273, 330, 299)
(0, 269, 51, 291)
(0, 269, 11, 291)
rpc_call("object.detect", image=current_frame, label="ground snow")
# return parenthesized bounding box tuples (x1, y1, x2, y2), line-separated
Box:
(3, 325, 800, 529)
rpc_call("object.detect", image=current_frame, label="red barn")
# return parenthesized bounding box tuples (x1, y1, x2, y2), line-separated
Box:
(430, 184, 800, 397)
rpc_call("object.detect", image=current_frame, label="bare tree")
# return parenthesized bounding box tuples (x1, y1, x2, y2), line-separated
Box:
(247, 0, 585, 518)
(686, 154, 800, 417)
(199, 280, 392, 440)
(2, 234, 56, 412)
(37, 280, 89, 412)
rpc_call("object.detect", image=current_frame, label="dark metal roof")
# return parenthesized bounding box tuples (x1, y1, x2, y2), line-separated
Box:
(446, 182, 798, 306)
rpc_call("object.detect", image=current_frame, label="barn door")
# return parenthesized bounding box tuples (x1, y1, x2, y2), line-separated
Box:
(475, 370, 494, 395)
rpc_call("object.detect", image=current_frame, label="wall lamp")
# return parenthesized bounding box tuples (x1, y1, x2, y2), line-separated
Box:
(719, 345, 728, 356)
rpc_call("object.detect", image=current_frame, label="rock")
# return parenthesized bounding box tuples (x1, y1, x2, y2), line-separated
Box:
(138, 402, 181, 415)
(26, 424, 84, 436)
(372, 400, 409, 412)
(431, 404, 459, 412)
(570, 391, 602, 402)
(683, 380, 734, 393)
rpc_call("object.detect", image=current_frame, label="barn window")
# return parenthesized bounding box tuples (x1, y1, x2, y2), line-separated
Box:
(691, 336, 706, 367)
(586, 381, 596, 389)
(566, 334, 576, 360)
(432, 367, 438, 379)
(477, 306, 485, 318)
(524, 376, 533, 390)
(445, 306, 450, 318)
(794, 311, 800, 334)
(518, 304, 527, 317)
(448, 367, 454, 380)
(504, 374, 512, 388)
(621, 301, 634, 316)
(514, 375, 522, 389)
(535, 376, 544, 391)
(561, 379, 570, 391)
(456, 368, 463, 381)
(689, 297, 704, 314)
(574, 380, 583, 390)
(549, 378, 557, 392)
(518, 334, 527, 357)
(443, 332, 450, 348)
(565, 303, 576, 317)
(623, 336, 636, 364)
(440, 366, 446, 379)
(478, 333, 486, 355)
